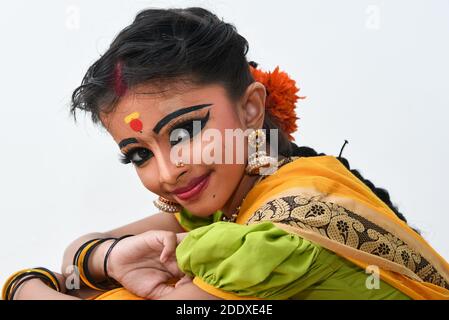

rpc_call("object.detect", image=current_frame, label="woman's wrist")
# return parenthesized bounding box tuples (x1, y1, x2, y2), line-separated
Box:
(73, 235, 133, 291)
(14, 278, 79, 300)
(13, 278, 51, 300)
(87, 239, 115, 282)
(7, 271, 69, 300)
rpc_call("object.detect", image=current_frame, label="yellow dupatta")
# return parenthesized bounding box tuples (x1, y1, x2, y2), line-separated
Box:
(235, 155, 449, 300)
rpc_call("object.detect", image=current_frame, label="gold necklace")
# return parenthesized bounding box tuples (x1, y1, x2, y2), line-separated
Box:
(221, 157, 289, 223)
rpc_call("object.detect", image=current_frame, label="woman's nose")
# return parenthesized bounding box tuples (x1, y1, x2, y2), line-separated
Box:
(155, 148, 186, 186)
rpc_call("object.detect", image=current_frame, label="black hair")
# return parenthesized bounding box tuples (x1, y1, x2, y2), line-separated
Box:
(70, 7, 418, 234)
(70, 7, 254, 124)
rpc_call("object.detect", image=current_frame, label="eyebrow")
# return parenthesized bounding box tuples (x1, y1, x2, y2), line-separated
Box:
(152, 103, 212, 134)
(117, 103, 212, 150)
(118, 137, 139, 149)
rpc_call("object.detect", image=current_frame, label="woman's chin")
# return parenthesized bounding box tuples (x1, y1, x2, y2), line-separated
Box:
(181, 193, 224, 216)
(182, 203, 221, 217)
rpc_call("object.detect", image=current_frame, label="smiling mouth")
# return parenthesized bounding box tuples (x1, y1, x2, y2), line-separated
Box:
(172, 172, 211, 201)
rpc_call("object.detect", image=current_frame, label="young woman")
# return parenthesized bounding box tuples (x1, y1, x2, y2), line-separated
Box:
(4, 7, 449, 300)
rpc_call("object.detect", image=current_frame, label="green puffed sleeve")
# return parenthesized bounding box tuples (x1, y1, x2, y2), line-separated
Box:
(176, 221, 326, 300)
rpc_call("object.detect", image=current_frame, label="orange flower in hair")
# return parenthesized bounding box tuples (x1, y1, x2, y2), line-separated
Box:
(249, 63, 305, 141)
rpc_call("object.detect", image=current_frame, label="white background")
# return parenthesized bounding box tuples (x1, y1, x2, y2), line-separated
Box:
(1, 0, 448, 286)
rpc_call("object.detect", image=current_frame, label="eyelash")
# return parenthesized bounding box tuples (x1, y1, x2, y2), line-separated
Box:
(119, 148, 153, 167)
(167, 110, 210, 146)
(118, 110, 210, 167)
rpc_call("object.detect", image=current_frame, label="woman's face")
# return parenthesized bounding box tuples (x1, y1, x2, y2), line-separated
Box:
(100, 81, 266, 216)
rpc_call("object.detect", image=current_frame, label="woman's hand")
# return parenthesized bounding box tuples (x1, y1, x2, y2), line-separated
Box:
(107, 230, 190, 299)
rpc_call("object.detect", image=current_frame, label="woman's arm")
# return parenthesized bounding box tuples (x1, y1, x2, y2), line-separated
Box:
(105, 212, 186, 237)
(61, 212, 185, 280)
(13, 279, 81, 300)
(12, 272, 82, 300)
(14, 279, 220, 300)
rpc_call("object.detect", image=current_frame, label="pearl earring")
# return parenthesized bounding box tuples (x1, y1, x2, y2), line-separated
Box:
(153, 196, 181, 214)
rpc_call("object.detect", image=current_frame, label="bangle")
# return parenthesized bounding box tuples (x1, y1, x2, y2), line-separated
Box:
(76, 239, 102, 290)
(103, 235, 134, 288)
(76, 238, 114, 291)
(2, 268, 60, 300)
(73, 238, 104, 290)
(34, 267, 61, 292)
(72, 238, 102, 269)
(71, 235, 134, 291)
(9, 274, 51, 300)
(81, 238, 115, 291)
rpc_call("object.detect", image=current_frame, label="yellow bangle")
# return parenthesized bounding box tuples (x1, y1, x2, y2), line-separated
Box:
(2, 268, 60, 300)
(77, 239, 105, 291)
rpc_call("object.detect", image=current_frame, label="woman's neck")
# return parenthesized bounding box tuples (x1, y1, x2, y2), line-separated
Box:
(221, 154, 287, 219)
(220, 172, 260, 219)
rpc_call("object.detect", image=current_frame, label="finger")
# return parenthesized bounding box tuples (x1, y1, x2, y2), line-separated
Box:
(159, 232, 177, 263)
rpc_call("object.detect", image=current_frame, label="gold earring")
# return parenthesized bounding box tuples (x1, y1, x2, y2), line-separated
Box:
(153, 196, 182, 214)
(245, 128, 277, 175)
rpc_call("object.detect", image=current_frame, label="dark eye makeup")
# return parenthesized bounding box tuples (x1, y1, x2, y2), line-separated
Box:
(118, 110, 210, 167)
(119, 147, 154, 166)
(168, 110, 210, 146)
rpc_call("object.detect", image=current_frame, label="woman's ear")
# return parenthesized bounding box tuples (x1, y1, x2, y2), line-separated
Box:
(238, 81, 266, 130)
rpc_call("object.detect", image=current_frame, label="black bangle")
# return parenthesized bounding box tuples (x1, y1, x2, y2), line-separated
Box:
(4, 272, 38, 300)
(72, 238, 102, 269)
(34, 267, 61, 292)
(9, 274, 53, 300)
(82, 237, 116, 290)
(4, 270, 59, 301)
(103, 235, 134, 287)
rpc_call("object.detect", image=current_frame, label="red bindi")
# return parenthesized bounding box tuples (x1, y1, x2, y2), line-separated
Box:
(130, 118, 143, 132)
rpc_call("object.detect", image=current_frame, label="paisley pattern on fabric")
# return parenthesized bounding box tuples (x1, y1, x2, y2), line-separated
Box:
(246, 194, 449, 290)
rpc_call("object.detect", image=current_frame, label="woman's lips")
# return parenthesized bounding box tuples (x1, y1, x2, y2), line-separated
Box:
(172, 173, 211, 201)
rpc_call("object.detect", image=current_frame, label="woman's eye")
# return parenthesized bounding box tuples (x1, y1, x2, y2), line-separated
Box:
(120, 148, 153, 166)
(169, 111, 210, 146)
(170, 128, 191, 145)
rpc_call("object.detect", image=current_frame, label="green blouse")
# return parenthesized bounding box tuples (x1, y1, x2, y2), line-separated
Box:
(175, 209, 411, 300)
